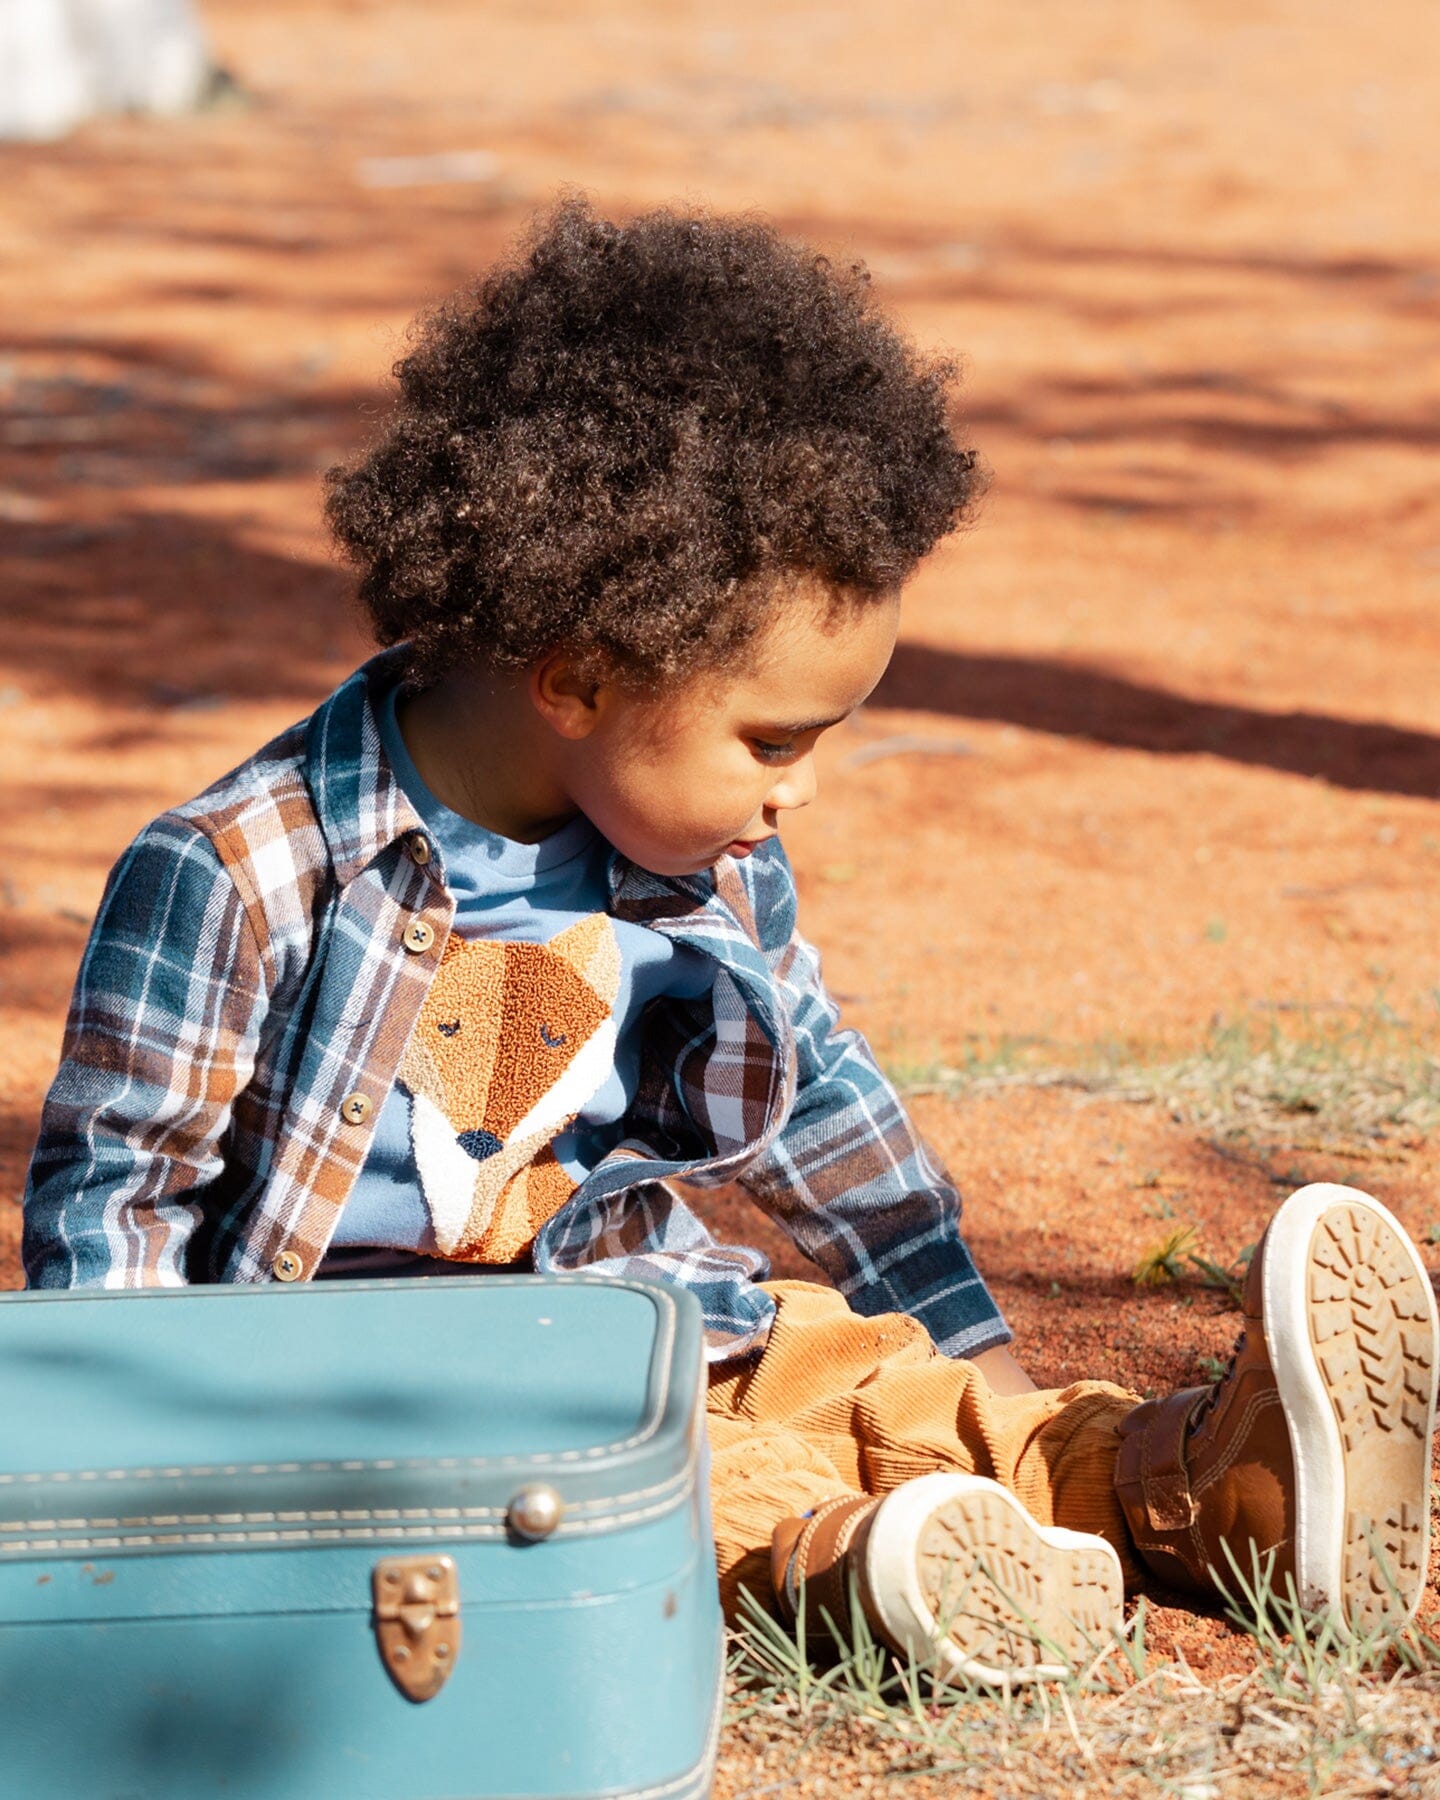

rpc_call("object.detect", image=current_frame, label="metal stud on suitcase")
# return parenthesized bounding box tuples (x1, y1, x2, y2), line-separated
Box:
(0, 1275, 722, 1798)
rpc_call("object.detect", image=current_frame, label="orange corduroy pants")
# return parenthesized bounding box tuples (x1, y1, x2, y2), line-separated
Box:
(705, 1282, 1143, 1617)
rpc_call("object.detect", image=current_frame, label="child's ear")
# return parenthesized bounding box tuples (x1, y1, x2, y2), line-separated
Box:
(529, 651, 603, 740)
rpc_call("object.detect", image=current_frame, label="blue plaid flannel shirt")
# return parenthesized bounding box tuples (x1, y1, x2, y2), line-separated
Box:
(23, 655, 1010, 1363)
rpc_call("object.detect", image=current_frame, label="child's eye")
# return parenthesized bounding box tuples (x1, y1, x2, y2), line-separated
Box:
(751, 739, 798, 764)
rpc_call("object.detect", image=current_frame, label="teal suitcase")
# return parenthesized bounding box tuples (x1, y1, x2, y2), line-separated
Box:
(0, 1275, 722, 1799)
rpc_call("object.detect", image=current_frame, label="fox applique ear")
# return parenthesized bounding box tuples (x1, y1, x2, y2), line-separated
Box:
(546, 913, 622, 1006)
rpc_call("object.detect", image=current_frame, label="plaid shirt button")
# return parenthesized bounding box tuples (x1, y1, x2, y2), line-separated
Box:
(340, 1091, 372, 1125)
(402, 919, 435, 954)
(406, 832, 432, 866)
(272, 1249, 305, 1281)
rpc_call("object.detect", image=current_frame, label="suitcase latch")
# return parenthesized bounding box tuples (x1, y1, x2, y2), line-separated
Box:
(372, 1555, 462, 1702)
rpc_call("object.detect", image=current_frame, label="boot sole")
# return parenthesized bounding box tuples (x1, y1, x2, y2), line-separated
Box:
(863, 1472, 1124, 1684)
(1263, 1183, 1439, 1633)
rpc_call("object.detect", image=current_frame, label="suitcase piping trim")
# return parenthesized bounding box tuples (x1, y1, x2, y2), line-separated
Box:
(0, 1466, 696, 1557)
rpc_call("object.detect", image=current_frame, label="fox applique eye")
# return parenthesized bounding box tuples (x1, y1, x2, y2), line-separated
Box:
(539, 1024, 567, 1048)
(437, 1019, 461, 1038)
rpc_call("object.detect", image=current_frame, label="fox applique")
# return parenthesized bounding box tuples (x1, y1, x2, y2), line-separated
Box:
(399, 914, 623, 1263)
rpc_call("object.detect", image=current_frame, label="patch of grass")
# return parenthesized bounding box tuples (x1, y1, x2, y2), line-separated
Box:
(886, 1031, 1065, 1092)
(724, 1555, 1440, 1799)
(890, 1000, 1440, 1152)
(1132, 1224, 1201, 1287)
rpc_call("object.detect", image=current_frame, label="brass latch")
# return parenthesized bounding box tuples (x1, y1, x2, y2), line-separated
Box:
(372, 1555, 462, 1702)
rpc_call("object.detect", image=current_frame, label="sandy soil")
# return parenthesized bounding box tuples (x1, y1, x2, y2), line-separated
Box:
(3, 0, 1439, 1769)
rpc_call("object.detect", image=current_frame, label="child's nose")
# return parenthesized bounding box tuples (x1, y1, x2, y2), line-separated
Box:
(766, 755, 818, 814)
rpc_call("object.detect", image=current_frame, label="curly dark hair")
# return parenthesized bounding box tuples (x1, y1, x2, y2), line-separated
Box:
(325, 197, 983, 687)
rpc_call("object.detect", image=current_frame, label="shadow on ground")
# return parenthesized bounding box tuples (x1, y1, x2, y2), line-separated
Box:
(1, 332, 372, 729)
(876, 643, 1440, 798)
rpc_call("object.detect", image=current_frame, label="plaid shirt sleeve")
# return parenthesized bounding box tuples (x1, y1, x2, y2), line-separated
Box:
(736, 867, 1012, 1359)
(23, 814, 270, 1289)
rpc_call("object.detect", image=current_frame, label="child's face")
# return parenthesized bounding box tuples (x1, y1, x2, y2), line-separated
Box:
(552, 591, 901, 877)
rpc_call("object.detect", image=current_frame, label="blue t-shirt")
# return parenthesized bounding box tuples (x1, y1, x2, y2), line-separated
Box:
(327, 687, 714, 1269)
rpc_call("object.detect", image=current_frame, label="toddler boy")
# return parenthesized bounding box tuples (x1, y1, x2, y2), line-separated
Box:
(24, 202, 1438, 1679)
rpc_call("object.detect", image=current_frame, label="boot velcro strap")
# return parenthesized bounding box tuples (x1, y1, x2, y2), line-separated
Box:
(788, 1494, 877, 1645)
(1115, 1388, 1208, 1532)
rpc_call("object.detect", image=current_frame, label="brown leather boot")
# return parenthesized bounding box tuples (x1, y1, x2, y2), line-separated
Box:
(770, 1492, 878, 1645)
(1115, 1183, 1438, 1634)
(771, 1474, 1124, 1684)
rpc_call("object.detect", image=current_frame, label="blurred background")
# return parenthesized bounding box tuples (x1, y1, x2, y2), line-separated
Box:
(2, 1, 1439, 1390)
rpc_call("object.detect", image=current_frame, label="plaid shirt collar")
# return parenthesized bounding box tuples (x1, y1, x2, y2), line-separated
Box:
(303, 650, 427, 889)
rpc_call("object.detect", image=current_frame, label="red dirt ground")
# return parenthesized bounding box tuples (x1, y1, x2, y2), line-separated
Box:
(3, 0, 1439, 1741)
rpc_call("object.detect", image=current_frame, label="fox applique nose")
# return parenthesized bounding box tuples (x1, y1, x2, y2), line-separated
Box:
(456, 1127, 503, 1163)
